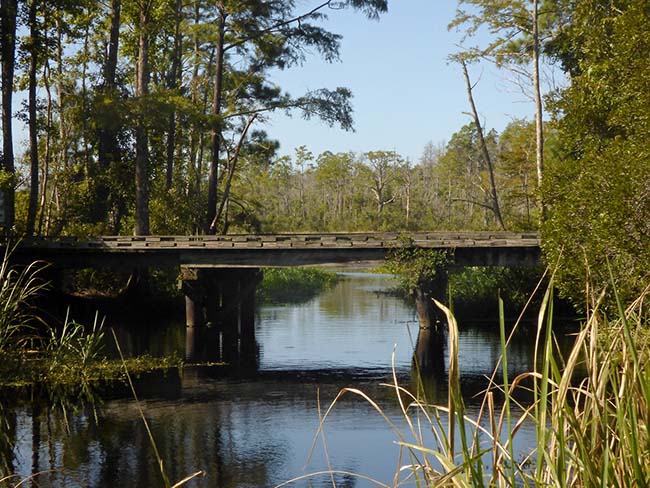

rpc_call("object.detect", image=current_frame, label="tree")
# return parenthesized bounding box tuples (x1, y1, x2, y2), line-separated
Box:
(362, 150, 402, 221)
(449, 0, 569, 208)
(457, 57, 505, 229)
(1, 0, 18, 234)
(25, 0, 40, 236)
(204, 0, 388, 234)
(435, 123, 501, 229)
(542, 0, 650, 310)
(497, 119, 539, 229)
(95, 0, 122, 228)
(314, 151, 355, 229)
(133, 0, 154, 236)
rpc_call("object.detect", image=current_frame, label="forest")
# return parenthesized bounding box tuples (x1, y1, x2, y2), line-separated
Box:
(0, 0, 649, 306)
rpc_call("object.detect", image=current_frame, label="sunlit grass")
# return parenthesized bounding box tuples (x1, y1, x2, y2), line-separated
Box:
(0, 244, 49, 353)
(258, 267, 340, 303)
(284, 270, 650, 487)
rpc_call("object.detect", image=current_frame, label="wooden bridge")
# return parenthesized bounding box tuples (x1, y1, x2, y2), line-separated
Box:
(14, 231, 541, 268)
(10, 232, 542, 364)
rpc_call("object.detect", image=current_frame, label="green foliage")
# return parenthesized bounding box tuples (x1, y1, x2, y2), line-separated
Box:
(542, 0, 650, 311)
(63, 268, 130, 296)
(449, 266, 545, 314)
(46, 311, 105, 369)
(3, 0, 388, 236)
(0, 352, 183, 389)
(0, 247, 49, 352)
(0, 169, 16, 190)
(383, 245, 451, 295)
(257, 267, 339, 303)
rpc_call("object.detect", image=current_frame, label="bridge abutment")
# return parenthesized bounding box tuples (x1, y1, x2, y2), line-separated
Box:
(181, 267, 261, 366)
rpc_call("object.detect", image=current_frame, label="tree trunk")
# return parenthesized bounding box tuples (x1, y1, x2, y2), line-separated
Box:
(212, 114, 257, 232)
(206, 9, 226, 234)
(532, 0, 545, 218)
(187, 0, 202, 198)
(1, 0, 17, 233)
(135, 3, 150, 235)
(165, 0, 182, 191)
(461, 59, 506, 230)
(96, 0, 121, 225)
(39, 60, 52, 234)
(55, 19, 66, 166)
(80, 22, 91, 179)
(26, 0, 39, 236)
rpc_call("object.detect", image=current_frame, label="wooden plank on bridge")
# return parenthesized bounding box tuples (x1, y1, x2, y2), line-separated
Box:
(12, 232, 541, 269)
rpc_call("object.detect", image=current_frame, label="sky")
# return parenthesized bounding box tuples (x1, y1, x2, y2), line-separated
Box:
(9, 1, 542, 165)
(263, 0, 538, 163)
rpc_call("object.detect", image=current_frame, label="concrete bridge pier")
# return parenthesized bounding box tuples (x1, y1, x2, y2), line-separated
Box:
(181, 267, 261, 366)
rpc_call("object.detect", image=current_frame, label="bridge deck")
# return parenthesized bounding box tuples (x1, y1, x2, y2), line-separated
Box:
(12, 232, 541, 268)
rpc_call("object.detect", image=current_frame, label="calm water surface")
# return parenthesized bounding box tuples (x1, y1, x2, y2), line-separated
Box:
(2, 272, 568, 487)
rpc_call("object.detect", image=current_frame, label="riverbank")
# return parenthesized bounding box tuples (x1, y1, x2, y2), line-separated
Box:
(257, 266, 340, 303)
(0, 352, 183, 390)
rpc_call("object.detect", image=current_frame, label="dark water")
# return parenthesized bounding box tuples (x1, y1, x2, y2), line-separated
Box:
(1, 272, 574, 487)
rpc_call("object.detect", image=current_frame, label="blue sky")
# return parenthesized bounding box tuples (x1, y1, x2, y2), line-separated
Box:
(10, 1, 541, 164)
(264, 0, 538, 163)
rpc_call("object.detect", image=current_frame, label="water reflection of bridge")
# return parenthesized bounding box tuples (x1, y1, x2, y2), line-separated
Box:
(12, 232, 540, 364)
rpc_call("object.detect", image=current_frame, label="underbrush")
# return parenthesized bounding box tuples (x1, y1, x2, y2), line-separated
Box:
(449, 266, 545, 316)
(0, 249, 182, 390)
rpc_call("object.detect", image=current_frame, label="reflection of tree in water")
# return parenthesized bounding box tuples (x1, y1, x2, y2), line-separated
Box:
(0, 401, 16, 478)
(15, 394, 288, 487)
(318, 275, 399, 320)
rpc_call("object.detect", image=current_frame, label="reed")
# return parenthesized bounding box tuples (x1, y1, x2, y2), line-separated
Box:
(285, 271, 650, 487)
(0, 245, 48, 352)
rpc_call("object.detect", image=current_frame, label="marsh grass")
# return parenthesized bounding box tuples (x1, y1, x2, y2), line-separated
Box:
(0, 245, 49, 352)
(258, 267, 340, 303)
(284, 271, 650, 487)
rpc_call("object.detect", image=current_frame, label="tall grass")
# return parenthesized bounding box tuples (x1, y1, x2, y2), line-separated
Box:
(258, 267, 339, 303)
(286, 273, 650, 487)
(0, 245, 48, 352)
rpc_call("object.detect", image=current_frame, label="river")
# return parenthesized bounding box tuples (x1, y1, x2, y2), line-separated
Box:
(1, 271, 571, 487)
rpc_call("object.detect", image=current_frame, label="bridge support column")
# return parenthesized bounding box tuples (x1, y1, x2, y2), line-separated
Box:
(181, 269, 205, 362)
(181, 267, 261, 367)
(414, 267, 448, 332)
(411, 325, 446, 399)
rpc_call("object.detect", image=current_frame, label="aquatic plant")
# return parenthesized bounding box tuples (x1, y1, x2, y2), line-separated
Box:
(46, 310, 105, 369)
(285, 271, 650, 486)
(258, 267, 340, 303)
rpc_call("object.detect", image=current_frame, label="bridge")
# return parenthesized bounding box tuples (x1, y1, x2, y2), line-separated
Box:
(10, 232, 541, 365)
(14, 231, 540, 268)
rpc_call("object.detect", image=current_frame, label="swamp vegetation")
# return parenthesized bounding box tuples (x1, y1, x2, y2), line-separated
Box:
(1, 0, 650, 485)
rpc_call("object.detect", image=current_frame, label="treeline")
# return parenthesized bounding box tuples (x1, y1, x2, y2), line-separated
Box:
(1, 0, 649, 309)
(240, 119, 540, 233)
(0, 0, 387, 236)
